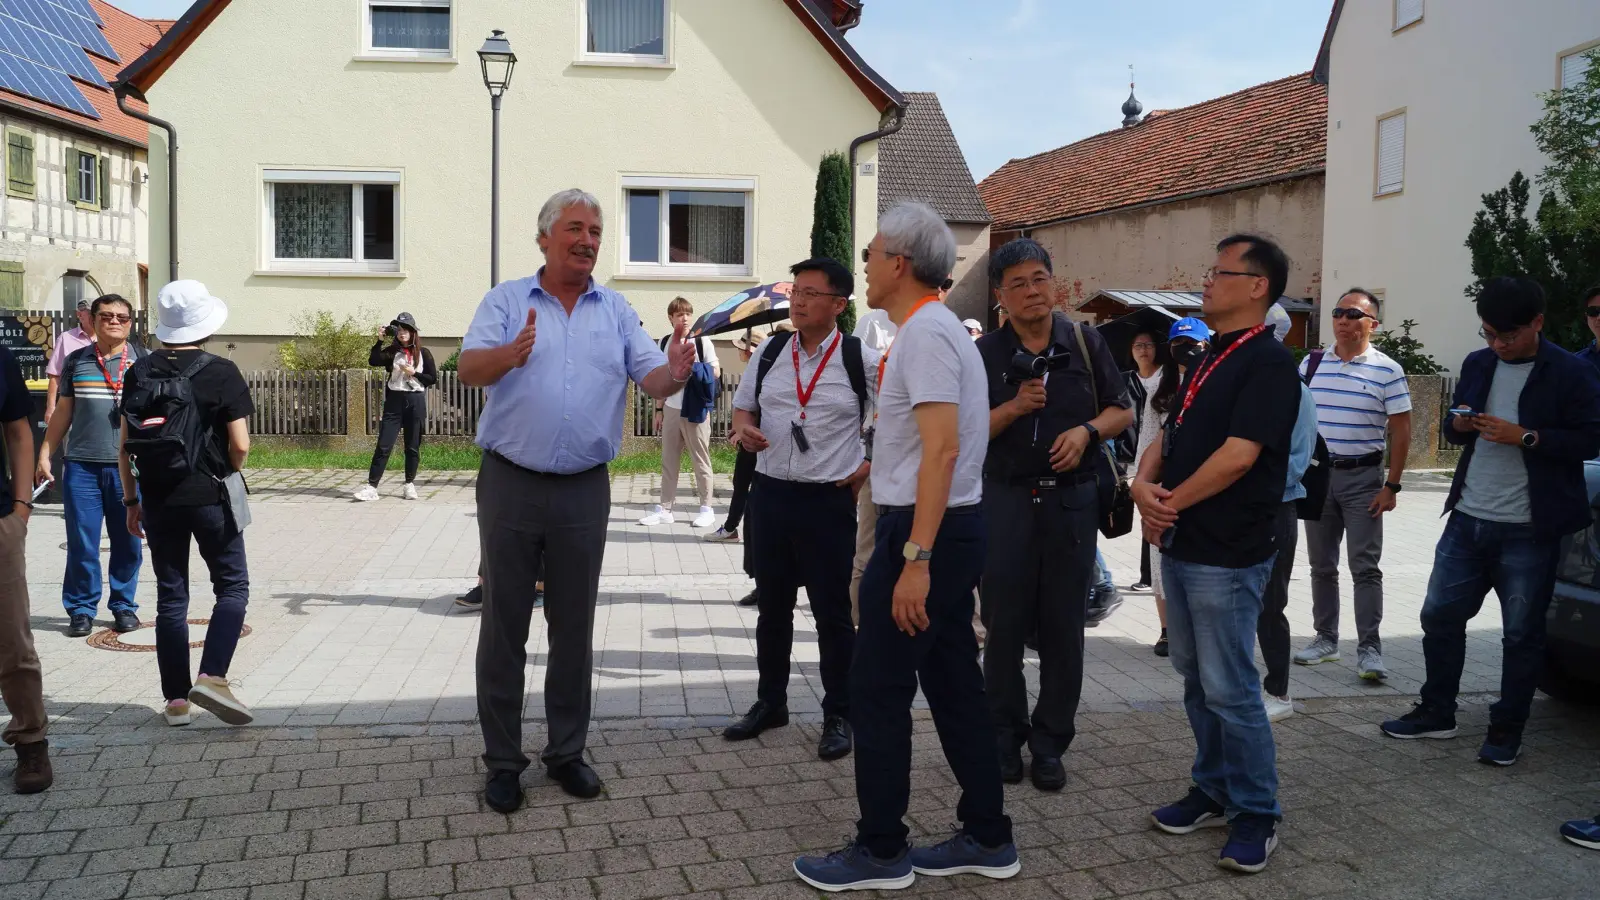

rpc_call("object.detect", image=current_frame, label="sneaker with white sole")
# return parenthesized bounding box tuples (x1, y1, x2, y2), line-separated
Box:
(353, 484, 379, 502)
(189, 675, 254, 726)
(1293, 635, 1340, 665)
(638, 505, 675, 526)
(704, 527, 739, 543)
(691, 506, 716, 528)
(1357, 646, 1388, 681)
(402, 483, 418, 500)
(908, 830, 1020, 879)
(164, 700, 193, 726)
(1263, 693, 1293, 723)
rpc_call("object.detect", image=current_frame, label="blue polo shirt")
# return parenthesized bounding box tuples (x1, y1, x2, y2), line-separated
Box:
(0, 344, 30, 518)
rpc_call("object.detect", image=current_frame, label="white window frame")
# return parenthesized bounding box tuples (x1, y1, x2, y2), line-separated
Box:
(1558, 40, 1599, 90)
(260, 168, 404, 277)
(618, 175, 755, 280)
(1393, 0, 1422, 32)
(1374, 110, 1406, 198)
(361, 0, 453, 61)
(577, 0, 673, 68)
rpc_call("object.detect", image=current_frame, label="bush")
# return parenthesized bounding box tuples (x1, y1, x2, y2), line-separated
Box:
(1373, 319, 1444, 375)
(278, 309, 380, 371)
(810, 150, 856, 334)
(440, 348, 460, 372)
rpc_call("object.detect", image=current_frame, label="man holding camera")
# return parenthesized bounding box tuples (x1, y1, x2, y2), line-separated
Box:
(977, 238, 1132, 791)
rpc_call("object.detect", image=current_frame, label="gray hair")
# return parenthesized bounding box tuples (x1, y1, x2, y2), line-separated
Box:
(988, 237, 1053, 290)
(537, 189, 603, 238)
(877, 202, 957, 289)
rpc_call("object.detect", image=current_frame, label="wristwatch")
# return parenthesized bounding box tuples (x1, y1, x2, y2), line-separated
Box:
(1384, 481, 1403, 493)
(1082, 423, 1101, 444)
(902, 541, 932, 563)
(123, 496, 139, 508)
(1521, 431, 1539, 448)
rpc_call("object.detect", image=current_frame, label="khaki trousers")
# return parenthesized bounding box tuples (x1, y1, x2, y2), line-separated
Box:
(660, 406, 712, 510)
(0, 513, 46, 746)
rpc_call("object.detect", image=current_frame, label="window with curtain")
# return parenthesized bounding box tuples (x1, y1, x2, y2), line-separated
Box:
(624, 181, 751, 275)
(668, 191, 745, 265)
(275, 184, 354, 259)
(75, 152, 97, 206)
(587, 0, 666, 57)
(368, 1, 450, 53)
(266, 173, 400, 273)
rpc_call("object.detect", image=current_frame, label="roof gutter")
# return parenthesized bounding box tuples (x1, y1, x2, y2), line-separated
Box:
(114, 83, 178, 284)
(848, 105, 905, 251)
(996, 167, 1326, 235)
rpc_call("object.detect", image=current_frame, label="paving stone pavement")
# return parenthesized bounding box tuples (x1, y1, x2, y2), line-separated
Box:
(6, 468, 1600, 897)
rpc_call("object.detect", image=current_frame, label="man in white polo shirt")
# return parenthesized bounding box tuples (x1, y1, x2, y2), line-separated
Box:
(1295, 288, 1412, 681)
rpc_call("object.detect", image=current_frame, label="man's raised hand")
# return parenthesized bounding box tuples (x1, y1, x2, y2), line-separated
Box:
(511, 308, 537, 367)
(668, 320, 695, 381)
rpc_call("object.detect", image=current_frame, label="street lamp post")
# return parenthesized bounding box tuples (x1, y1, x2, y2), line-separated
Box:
(478, 30, 517, 288)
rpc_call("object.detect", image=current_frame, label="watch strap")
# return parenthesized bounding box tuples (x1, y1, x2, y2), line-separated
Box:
(1384, 481, 1403, 493)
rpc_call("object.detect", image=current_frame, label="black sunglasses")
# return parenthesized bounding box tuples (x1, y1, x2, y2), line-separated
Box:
(1586, 306, 1600, 319)
(1330, 308, 1375, 321)
(861, 248, 910, 265)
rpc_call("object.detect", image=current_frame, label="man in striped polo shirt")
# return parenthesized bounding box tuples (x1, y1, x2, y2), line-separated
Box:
(1294, 289, 1412, 681)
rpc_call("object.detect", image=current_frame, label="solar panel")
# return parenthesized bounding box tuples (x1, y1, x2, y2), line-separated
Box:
(1, 0, 115, 62)
(0, 0, 115, 119)
(46, 0, 101, 27)
(0, 48, 97, 117)
(0, 13, 105, 84)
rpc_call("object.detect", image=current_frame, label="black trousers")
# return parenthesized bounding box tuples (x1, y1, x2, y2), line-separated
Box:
(853, 506, 1010, 858)
(369, 389, 426, 485)
(980, 478, 1097, 758)
(1258, 501, 1298, 698)
(146, 501, 249, 702)
(723, 448, 757, 532)
(749, 474, 855, 716)
(1139, 541, 1152, 586)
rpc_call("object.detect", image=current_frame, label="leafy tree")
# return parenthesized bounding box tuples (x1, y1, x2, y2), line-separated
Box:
(1372, 318, 1443, 375)
(277, 309, 380, 370)
(810, 150, 856, 334)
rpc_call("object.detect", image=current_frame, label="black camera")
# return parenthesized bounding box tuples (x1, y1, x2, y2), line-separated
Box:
(384, 325, 397, 338)
(1003, 349, 1071, 385)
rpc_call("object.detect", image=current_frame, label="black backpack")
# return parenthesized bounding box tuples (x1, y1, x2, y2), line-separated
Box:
(1296, 350, 1332, 522)
(752, 331, 869, 424)
(121, 353, 224, 492)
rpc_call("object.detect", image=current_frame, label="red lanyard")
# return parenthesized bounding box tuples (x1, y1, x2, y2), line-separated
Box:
(94, 344, 130, 403)
(875, 295, 940, 396)
(792, 331, 842, 422)
(1173, 324, 1267, 428)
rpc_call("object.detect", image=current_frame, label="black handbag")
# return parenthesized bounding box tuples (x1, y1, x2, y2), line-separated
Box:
(1072, 322, 1135, 538)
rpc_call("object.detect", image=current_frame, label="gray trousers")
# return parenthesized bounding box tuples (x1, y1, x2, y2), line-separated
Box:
(1304, 464, 1385, 652)
(475, 453, 609, 773)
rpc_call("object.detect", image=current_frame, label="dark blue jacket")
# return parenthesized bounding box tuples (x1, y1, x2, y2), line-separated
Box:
(1444, 338, 1600, 541)
(1577, 341, 1600, 373)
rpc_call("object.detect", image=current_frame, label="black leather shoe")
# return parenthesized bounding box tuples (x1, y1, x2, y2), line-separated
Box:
(723, 700, 788, 741)
(484, 770, 523, 813)
(67, 615, 93, 638)
(1031, 755, 1066, 791)
(112, 610, 140, 633)
(548, 760, 602, 799)
(737, 588, 759, 608)
(999, 746, 1024, 784)
(817, 715, 853, 761)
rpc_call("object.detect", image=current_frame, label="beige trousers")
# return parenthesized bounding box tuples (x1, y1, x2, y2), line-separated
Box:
(0, 514, 46, 746)
(660, 406, 712, 510)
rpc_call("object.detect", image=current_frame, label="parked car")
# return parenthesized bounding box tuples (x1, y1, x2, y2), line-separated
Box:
(1544, 459, 1600, 703)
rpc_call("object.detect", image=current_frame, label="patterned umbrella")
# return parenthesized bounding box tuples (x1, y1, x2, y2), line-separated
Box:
(689, 282, 793, 337)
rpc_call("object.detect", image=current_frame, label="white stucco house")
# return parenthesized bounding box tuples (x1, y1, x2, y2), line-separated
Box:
(115, 0, 902, 367)
(1315, 0, 1600, 372)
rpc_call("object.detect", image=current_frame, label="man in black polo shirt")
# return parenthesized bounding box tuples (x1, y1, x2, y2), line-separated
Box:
(978, 238, 1132, 791)
(1133, 234, 1300, 875)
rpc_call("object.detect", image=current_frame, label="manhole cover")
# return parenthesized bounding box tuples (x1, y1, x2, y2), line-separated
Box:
(87, 619, 253, 652)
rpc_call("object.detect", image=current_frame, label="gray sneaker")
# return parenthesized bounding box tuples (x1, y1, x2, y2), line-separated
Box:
(1293, 636, 1340, 666)
(1357, 647, 1388, 682)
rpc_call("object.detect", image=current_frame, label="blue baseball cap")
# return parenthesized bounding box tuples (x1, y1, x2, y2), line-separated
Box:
(1169, 317, 1211, 341)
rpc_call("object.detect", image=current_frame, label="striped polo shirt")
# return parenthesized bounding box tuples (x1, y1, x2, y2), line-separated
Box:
(1300, 344, 1411, 456)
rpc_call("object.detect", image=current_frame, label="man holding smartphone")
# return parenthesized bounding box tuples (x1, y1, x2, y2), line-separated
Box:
(1380, 277, 1600, 767)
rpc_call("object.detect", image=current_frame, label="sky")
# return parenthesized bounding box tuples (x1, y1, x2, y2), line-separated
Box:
(114, 0, 1331, 180)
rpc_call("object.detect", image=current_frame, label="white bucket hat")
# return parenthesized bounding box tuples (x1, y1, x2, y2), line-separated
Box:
(155, 280, 229, 345)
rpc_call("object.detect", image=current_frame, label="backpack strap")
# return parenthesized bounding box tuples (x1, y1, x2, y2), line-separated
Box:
(179, 352, 217, 380)
(841, 334, 868, 424)
(752, 331, 794, 410)
(1302, 349, 1326, 386)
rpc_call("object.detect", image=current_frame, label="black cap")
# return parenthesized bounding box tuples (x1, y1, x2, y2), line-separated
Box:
(391, 312, 418, 332)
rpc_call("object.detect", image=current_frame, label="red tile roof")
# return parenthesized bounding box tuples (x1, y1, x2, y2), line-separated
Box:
(0, 0, 163, 148)
(978, 73, 1327, 231)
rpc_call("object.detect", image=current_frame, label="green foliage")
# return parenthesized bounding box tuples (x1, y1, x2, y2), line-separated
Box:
(1465, 51, 1600, 351)
(277, 309, 380, 371)
(1373, 319, 1444, 375)
(440, 348, 460, 372)
(810, 150, 856, 334)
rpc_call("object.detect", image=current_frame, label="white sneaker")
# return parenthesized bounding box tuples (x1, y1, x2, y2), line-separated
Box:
(704, 527, 739, 543)
(638, 505, 675, 526)
(691, 506, 716, 529)
(402, 483, 418, 501)
(164, 700, 192, 727)
(353, 484, 379, 502)
(1263, 693, 1294, 723)
(1293, 636, 1340, 665)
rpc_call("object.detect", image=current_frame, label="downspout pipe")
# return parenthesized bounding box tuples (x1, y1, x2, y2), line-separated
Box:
(847, 105, 904, 252)
(114, 83, 178, 284)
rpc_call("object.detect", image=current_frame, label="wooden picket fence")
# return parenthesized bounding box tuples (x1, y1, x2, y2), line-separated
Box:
(245, 370, 347, 436)
(365, 372, 486, 436)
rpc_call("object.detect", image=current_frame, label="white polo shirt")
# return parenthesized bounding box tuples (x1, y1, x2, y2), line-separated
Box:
(732, 330, 878, 483)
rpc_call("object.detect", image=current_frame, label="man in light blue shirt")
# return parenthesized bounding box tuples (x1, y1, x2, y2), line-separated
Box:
(459, 189, 694, 812)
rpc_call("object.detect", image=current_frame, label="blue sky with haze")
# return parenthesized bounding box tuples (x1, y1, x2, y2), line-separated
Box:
(114, 0, 1331, 178)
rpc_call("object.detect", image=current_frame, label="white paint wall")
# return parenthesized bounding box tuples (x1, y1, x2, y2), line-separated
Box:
(1321, 0, 1600, 372)
(143, 0, 885, 352)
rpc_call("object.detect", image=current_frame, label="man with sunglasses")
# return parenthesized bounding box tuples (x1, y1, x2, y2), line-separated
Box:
(36, 295, 145, 638)
(1381, 276, 1600, 767)
(1293, 290, 1412, 682)
(1576, 285, 1600, 372)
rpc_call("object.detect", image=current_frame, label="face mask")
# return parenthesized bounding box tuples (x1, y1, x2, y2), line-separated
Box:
(1172, 342, 1206, 366)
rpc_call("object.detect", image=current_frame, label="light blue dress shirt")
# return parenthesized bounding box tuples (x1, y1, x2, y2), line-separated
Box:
(463, 270, 666, 474)
(1283, 382, 1319, 502)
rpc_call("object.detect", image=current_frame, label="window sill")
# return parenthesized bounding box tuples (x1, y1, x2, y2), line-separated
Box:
(73, 201, 101, 212)
(1373, 188, 1404, 200)
(572, 56, 675, 70)
(352, 53, 456, 64)
(254, 269, 407, 279)
(614, 270, 754, 283)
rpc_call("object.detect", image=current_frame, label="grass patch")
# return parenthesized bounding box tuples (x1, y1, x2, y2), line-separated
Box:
(248, 444, 738, 474)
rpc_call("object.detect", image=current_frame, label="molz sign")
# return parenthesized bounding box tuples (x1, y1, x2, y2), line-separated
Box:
(0, 317, 47, 368)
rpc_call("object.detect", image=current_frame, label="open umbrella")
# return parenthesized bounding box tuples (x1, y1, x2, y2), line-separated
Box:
(690, 282, 793, 337)
(1096, 307, 1182, 367)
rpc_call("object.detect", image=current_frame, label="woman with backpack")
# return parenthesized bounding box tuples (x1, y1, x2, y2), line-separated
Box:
(118, 281, 256, 727)
(356, 313, 436, 502)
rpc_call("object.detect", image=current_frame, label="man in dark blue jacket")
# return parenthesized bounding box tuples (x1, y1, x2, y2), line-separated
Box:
(1575, 284, 1600, 373)
(1380, 277, 1600, 766)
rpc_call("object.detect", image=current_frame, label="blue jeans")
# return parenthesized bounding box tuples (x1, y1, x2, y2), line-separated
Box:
(1161, 554, 1280, 820)
(62, 461, 141, 618)
(1418, 512, 1559, 729)
(1094, 549, 1114, 595)
(145, 502, 250, 702)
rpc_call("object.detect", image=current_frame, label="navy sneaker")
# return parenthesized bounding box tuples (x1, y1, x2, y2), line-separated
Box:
(793, 842, 914, 892)
(1560, 816, 1600, 850)
(1151, 787, 1227, 835)
(908, 831, 1020, 880)
(1380, 703, 1458, 740)
(1477, 725, 1522, 766)
(1218, 813, 1278, 874)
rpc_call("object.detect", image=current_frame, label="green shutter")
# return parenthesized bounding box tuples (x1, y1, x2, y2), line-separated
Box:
(66, 151, 79, 204)
(5, 131, 33, 199)
(0, 261, 22, 309)
(99, 155, 109, 210)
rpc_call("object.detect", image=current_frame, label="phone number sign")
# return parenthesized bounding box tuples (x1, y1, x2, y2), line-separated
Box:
(0, 316, 48, 368)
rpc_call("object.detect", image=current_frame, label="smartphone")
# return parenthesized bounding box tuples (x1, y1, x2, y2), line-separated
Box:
(1449, 406, 1476, 418)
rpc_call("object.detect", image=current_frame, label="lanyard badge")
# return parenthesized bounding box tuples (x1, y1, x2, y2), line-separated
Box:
(791, 331, 842, 454)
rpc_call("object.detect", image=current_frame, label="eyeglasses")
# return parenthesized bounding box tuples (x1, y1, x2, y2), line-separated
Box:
(1478, 325, 1526, 346)
(861, 247, 910, 265)
(1002, 275, 1052, 293)
(1330, 308, 1375, 321)
(1131, 341, 1157, 351)
(96, 313, 132, 324)
(1202, 268, 1264, 283)
(1586, 306, 1600, 319)
(791, 288, 844, 302)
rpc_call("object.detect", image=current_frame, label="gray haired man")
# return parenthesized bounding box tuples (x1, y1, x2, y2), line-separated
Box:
(459, 189, 695, 812)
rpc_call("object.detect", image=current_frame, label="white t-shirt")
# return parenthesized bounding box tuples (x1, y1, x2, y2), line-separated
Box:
(869, 302, 988, 508)
(1133, 369, 1163, 471)
(853, 307, 898, 353)
(660, 335, 717, 411)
